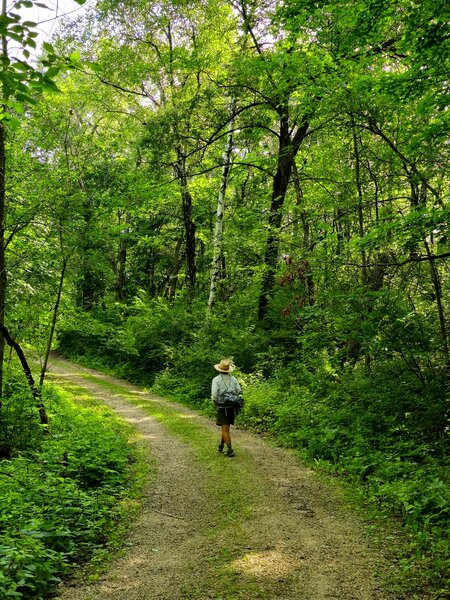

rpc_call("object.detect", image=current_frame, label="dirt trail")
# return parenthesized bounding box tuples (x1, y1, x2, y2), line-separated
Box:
(50, 357, 395, 600)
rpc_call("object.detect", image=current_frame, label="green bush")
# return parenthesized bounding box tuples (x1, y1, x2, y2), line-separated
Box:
(0, 373, 44, 459)
(0, 378, 137, 599)
(237, 380, 283, 433)
(0, 538, 65, 599)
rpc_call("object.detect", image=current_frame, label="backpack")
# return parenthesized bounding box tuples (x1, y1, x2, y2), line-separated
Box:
(217, 377, 244, 410)
(217, 389, 244, 410)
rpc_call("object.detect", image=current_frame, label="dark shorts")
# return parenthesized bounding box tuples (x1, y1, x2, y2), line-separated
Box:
(216, 407, 236, 426)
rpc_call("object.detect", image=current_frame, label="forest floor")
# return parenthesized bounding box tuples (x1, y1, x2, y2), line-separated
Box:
(49, 356, 402, 600)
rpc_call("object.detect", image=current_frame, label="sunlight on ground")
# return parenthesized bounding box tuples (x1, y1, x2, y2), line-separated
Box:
(230, 545, 305, 578)
(139, 433, 158, 440)
(109, 411, 156, 427)
(176, 413, 198, 420)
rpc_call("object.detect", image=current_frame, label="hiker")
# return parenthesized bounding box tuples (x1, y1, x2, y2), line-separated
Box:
(211, 358, 242, 458)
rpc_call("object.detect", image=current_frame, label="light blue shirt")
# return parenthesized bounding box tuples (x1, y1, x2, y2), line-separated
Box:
(211, 373, 241, 403)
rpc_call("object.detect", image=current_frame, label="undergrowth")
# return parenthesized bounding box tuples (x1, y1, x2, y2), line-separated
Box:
(0, 371, 145, 599)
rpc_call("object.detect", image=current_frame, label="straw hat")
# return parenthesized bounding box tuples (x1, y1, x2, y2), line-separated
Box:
(214, 359, 235, 373)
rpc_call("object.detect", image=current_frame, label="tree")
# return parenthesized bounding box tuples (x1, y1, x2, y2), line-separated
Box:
(0, 0, 85, 396)
(207, 99, 235, 312)
(91, 0, 237, 303)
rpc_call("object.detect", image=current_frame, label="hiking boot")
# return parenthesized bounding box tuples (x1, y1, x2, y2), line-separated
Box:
(217, 442, 224, 453)
(225, 448, 235, 458)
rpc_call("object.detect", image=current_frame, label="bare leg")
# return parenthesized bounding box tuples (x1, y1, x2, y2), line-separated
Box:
(221, 424, 231, 445)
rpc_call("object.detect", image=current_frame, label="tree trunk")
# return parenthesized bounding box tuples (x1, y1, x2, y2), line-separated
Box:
(257, 110, 309, 321)
(40, 258, 67, 388)
(0, 322, 48, 427)
(351, 118, 371, 366)
(207, 101, 235, 312)
(116, 211, 130, 303)
(292, 162, 314, 305)
(424, 239, 450, 366)
(351, 116, 367, 285)
(175, 147, 196, 302)
(166, 237, 183, 301)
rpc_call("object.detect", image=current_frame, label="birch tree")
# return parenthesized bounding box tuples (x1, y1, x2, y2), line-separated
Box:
(207, 100, 235, 312)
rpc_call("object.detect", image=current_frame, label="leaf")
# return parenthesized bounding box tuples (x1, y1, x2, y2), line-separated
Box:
(43, 41, 55, 54)
(12, 102, 25, 114)
(69, 50, 81, 63)
(8, 116, 22, 131)
(45, 66, 60, 79)
(8, 32, 24, 43)
(5, 100, 25, 114)
(13, 61, 31, 72)
(43, 81, 61, 94)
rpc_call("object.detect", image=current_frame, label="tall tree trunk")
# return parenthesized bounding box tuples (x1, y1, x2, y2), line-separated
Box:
(0, 2, 8, 399)
(407, 167, 449, 366)
(40, 258, 67, 388)
(351, 116, 367, 285)
(116, 211, 130, 303)
(63, 130, 99, 310)
(351, 117, 371, 366)
(425, 242, 450, 366)
(175, 146, 196, 302)
(166, 237, 183, 301)
(257, 109, 309, 321)
(0, 121, 6, 400)
(0, 121, 5, 401)
(207, 101, 235, 313)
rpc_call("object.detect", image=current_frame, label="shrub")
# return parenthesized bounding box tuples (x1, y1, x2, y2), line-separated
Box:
(0, 373, 43, 458)
(0, 378, 138, 599)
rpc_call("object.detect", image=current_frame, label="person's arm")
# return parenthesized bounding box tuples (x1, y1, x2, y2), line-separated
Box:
(211, 378, 219, 404)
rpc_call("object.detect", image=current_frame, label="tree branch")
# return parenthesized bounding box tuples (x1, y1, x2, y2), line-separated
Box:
(0, 322, 48, 426)
(342, 252, 450, 269)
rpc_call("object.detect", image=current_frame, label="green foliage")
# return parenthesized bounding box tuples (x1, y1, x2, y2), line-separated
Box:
(235, 380, 281, 432)
(0, 370, 43, 458)
(0, 539, 64, 599)
(0, 376, 138, 599)
(2, 0, 449, 596)
(0, 1, 88, 130)
(58, 297, 271, 399)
